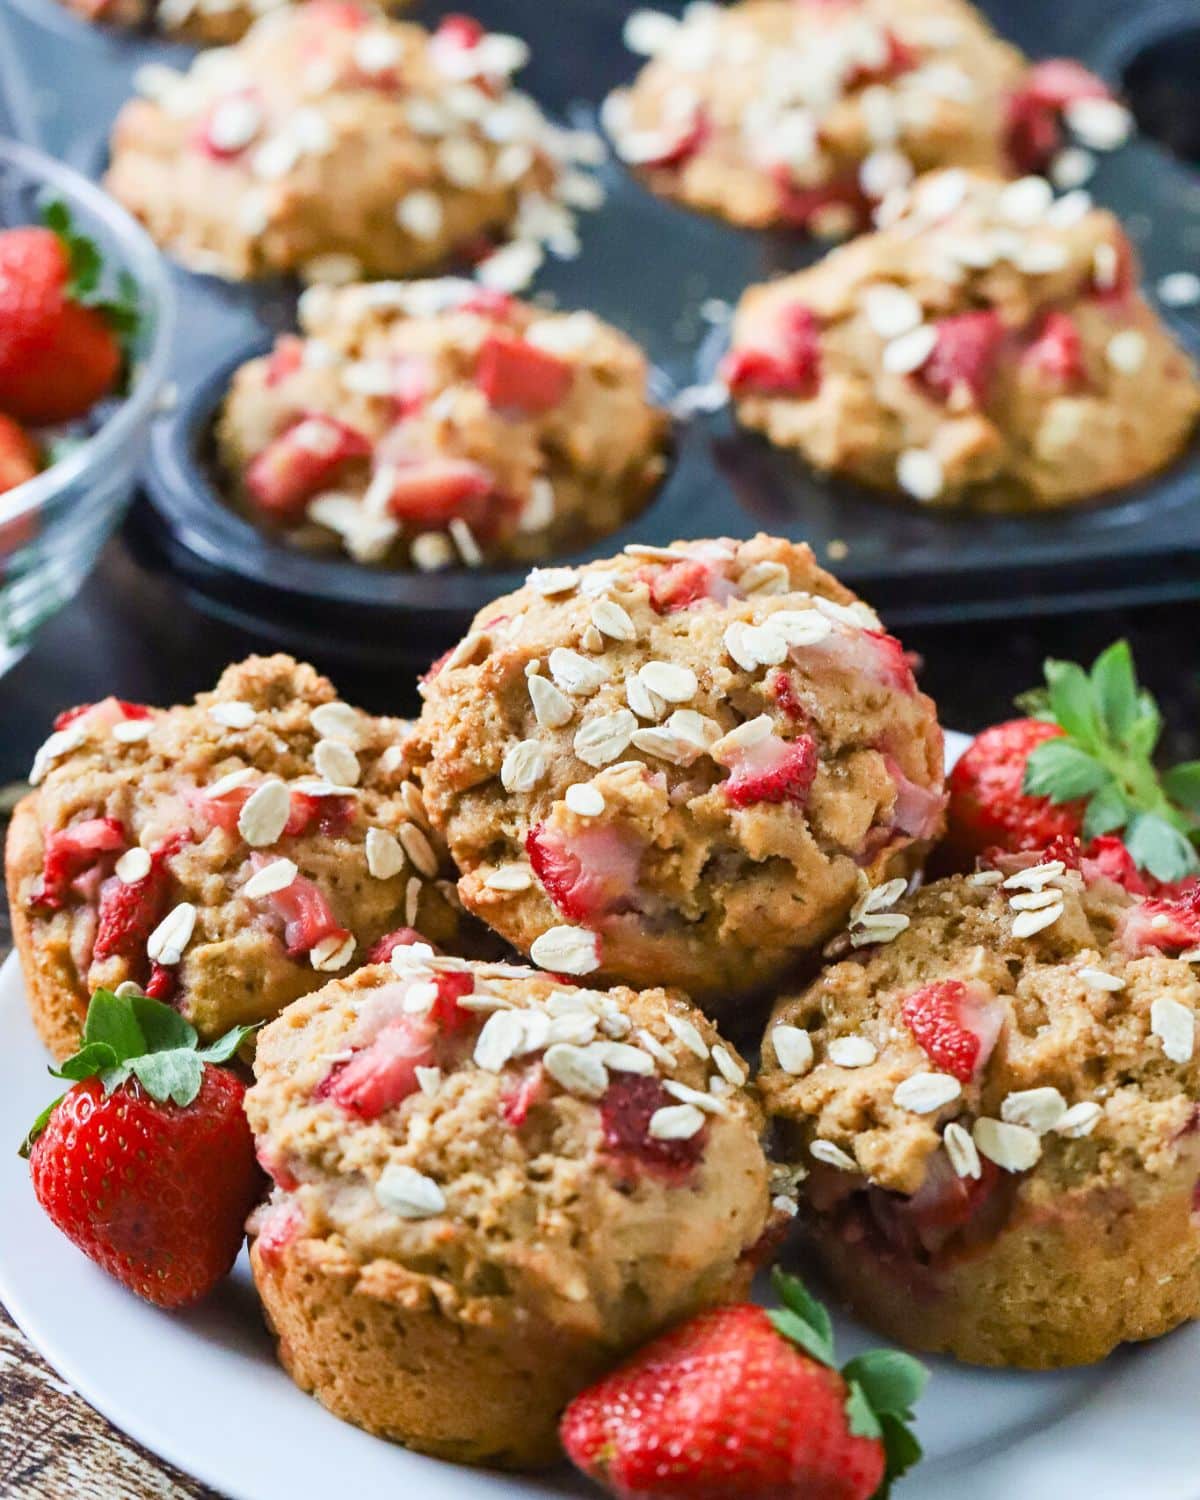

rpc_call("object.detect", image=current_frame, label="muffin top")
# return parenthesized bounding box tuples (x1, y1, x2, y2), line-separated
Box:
(9, 655, 474, 1040)
(759, 856, 1200, 1201)
(106, 4, 599, 281)
(217, 277, 668, 568)
(246, 951, 769, 1342)
(724, 169, 1200, 506)
(407, 534, 945, 1005)
(604, 0, 1031, 234)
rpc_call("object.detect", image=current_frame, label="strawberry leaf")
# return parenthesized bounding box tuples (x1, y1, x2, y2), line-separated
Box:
(876, 1412, 924, 1497)
(843, 1379, 882, 1440)
(1022, 740, 1112, 801)
(132, 994, 197, 1053)
(1163, 762, 1200, 815)
(1124, 813, 1199, 883)
(18, 1096, 64, 1160)
(130, 1050, 205, 1108)
(1081, 782, 1131, 841)
(51, 1041, 120, 1081)
(82, 987, 146, 1059)
(1043, 659, 1101, 750)
(1090, 640, 1139, 744)
(841, 1350, 928, 1417)
(768, 1267, 836, 1366)
(199, 1025, 258, 1064)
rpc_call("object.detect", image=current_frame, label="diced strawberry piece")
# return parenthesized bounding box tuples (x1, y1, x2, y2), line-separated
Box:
(32, 817, 127, 911)
(264, 336, 304, 388)
(773, 170, 869, 229)
(306, 0, 368, 27)
(366, 927, 431, 965)
(435, 12, 484, 48)
(845, 29, 918, 88)
(721, 303, 822, 397)
(260, 867, 347, 957)
(1079, 834, 1152, 897)
(391, 355, 430, 418)
(639, 556, 734, 613)
(723, 734, 818, 810)
(318, 1013, 437, 1119)
(1022, 311, 1086, 389)
(1004, 60, 1110, 173)
(143, 963, 177, 1002)
(865, 631, 918, 695)
(254, 1199, 305, 1268)
(500, 1061, 548, 1126)
(1120, 884, 1200, 954)
(256, 1143, 299, 1193)
(189, 783, 252, 833)
(431, 970, 476, 1034)
(772, 672, 808, 723)
(192, 90, 264, 161)
(53, 697, 151, 732)
(383, 456, 494, 526)
(901, 979, 1003, 1083)
(93, 831, 191, 963)
(476, 334, 574, 416)
(283, 792, 355, 838)
(526, 823, 642, 923)
(457, 289, 517, 320)
(246, 414, 372, 523)
(639, 107, 710, 170)
(884, 755, 946, 840)
(422, 648, 453, 682)
(916, 311, 1006, 406)
(896, 1150, 1003, 1256)
(600, 1074, 706, 1179)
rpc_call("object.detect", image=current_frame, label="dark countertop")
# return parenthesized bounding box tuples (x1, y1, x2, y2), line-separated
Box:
(3, 534, 1198, 786)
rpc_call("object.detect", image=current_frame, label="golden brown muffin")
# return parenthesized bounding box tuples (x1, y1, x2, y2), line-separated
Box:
(6, 655, 484, 1059)
(406, 534, 946, 1009)
(105, 4, 600, 281)
(759, 856, 1200, 1367)
(216, 279, 668, 568)
(723, 169, 1200, 508)
(246, 952, 772, 1464)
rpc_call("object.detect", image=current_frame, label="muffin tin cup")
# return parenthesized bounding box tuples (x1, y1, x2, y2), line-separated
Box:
(5, 0, 1200, 665)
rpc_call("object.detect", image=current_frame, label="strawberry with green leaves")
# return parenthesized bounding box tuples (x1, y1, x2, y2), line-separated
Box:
(560, 1268, 927, 1500)
(22, 989, 263, 1310)
(0, 201, 140, 427)
(947, 641, 1200, 887)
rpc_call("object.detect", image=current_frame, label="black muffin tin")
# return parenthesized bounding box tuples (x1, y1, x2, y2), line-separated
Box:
(3, 0, 1200, 669)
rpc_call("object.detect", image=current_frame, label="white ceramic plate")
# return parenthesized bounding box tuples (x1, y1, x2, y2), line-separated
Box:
(3, 730, 1200, 1500)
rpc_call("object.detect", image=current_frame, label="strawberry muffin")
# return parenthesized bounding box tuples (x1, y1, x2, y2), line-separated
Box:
(6, 656, 478, 1060)
(216, 279, 668, 568)
(106, 6, 601, 282)
(759, 852, 1200, 1367)
(245, 949, 771, 1464)
(723, 169, 1200, 508)
(407, 534, 946, 1007)
(604, 0, 1127, 237)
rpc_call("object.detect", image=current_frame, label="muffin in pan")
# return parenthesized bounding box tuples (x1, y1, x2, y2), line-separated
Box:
(216, 278, 669, 569)
(105, 4, 601, 282)
(407, 533, 946, 1009)
(56, 0, 403, 48)
(759, 853, 1200, 1368)
(245, 951, 771, 1465)
(722, 169, 1200, 508)
(5, 655, 482, 1060)
(604, 0, 1127, 236)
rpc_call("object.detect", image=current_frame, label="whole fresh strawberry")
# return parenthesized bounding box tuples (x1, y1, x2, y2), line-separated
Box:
(561, 1268, 927, 1500)
(0, 202, 138, 426)
(22, 989, 262, 1309)
(946, 641, 1200, 886)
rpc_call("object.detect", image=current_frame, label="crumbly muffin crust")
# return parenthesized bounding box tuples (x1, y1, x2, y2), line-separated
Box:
(759, 859, 1200, 1365)
(724, 169, 1200, 508)
(105, 5, 600, 282)
(407, 534, 945, 1007)
(216, 278, 668, 568)
(246, 953, 770, 1463)
(6, 655, 477, 1058)
(606, 0, 1033, 236)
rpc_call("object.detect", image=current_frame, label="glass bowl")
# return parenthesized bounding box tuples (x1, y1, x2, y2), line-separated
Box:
(0, 137, 175, 677)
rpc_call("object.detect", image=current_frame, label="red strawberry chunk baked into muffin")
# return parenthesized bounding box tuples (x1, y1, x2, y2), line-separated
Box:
(5, 655, 482, 1060)
(105, 5, 601, 282)
(407, 534, 945, 1007)
(58, 0, 406, 47)
(758, 854, 1200, 1367)
(604, 0, 1126, 237)
(723, 169, 1200, 507)
(217, 278, 668, 567)
(245, 951, 771, 1465)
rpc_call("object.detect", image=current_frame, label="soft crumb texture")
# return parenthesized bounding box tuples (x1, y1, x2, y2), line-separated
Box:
(56, 0, 405, 46)
(407, 534, 945, 1007)
(246, 956, 770, 1464)
(759, 862, 1200, 1366)
(105, 5, 601, 281)
(216, 280, 668, 568)
(5, 655, 484, 1059)
(606, 0, 1035, 235)
(724, 169, 1200, 509)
